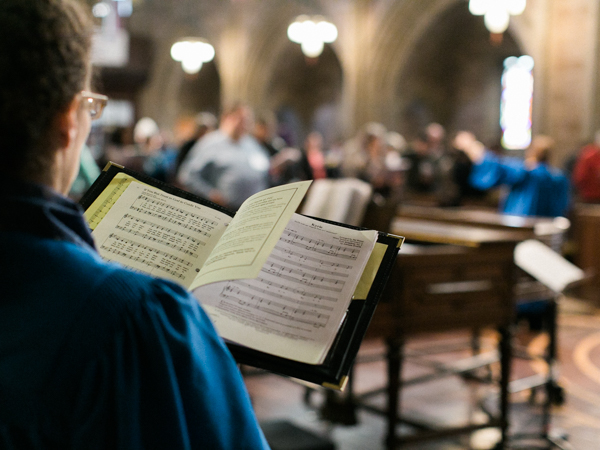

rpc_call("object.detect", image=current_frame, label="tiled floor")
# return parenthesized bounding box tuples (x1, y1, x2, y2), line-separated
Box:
(245, 298, 600, 449)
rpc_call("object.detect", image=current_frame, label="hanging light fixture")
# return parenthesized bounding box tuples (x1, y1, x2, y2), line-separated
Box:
(469, 0, 526, 34)
(170, 37, 215, 74)
(287, 15, 337, 58)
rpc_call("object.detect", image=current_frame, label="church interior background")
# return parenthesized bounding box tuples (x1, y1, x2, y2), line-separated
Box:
(84, 0, 600, 448)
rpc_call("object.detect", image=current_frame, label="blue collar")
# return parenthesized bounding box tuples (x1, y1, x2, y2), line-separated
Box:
(1, 179, 96, 250)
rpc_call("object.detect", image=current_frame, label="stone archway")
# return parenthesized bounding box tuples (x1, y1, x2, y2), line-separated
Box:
(394, 2, 522, 144)
(266, 42, 344, 148)
(224, 0, 345, 148)
(362, 0, 522, 144)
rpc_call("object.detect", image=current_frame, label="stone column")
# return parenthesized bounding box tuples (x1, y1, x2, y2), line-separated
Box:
(541, 0, 600, 163)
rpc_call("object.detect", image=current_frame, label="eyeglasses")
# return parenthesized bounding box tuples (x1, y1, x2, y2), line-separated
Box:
(80, 91, 108, 120)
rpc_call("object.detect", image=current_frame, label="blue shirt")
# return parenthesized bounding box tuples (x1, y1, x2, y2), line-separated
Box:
(176, 130, 271, 210)
(469, 151, 570, 217)
(0, 180, 269, 449)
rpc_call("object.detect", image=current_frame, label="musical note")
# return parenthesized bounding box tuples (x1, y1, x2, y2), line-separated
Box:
(115, 213, 203, 257)
(99, 234, 191, 280)
(279, 229, 361, 260)
(218, 286, 330, 328)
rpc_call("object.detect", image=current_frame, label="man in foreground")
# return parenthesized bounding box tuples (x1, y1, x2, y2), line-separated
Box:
(0, 1, 269, 448)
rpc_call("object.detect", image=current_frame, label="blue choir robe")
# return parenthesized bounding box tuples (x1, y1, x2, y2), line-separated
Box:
(0, 180, 269, 450)
(469, 151, 570, 217)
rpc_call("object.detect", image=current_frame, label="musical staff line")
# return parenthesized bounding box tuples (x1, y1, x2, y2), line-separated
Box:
(219, 286, 329, 328)
(138, 194, 220, 228)
(129, 195, 218, 237)
(116, 214, 203, 257)
(262, 263, 344, 292)
(280, 230, 360, 260)
(236, 280, 335, 311)
(269, 252, 350, 278)
(99, 234, 194, 281)
(100, 245, 188, 280)
(277, 247, 353, 270)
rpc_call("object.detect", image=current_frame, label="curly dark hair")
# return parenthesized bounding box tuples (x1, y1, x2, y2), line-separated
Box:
(0, 0, 92, 180)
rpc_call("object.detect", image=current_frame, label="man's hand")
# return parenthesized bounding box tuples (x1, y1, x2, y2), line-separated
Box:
(453, 131, 485, 163)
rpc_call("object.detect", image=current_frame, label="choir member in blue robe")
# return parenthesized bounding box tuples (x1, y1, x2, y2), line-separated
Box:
(0, 1, 269, 449)
(454, 131, 570, 217)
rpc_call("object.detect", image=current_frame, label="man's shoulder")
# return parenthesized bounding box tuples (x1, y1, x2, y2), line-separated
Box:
(196, 130, 229, 150)
(19, 239, 196, 326)
(240, 134, 271, 155)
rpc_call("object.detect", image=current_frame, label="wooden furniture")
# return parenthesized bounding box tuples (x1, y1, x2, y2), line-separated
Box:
(354, 218, 524, 449)
(396, 206, 574, 307)
(572, 203, 600, 301)
(388, 210, 583, 449)
(397, 204, 570, 252)
(397, 205, 559, 233)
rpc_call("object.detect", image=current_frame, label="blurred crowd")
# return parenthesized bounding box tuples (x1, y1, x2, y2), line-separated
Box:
(75, 101, 600, 223)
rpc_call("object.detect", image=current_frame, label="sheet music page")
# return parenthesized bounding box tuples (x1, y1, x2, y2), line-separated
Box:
(193, 213, 378, 365)
(91, 181, 231, 288)
(189, 180, 312, 289)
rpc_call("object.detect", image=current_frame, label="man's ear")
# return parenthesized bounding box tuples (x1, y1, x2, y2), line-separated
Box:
(55, 96, 81, 151)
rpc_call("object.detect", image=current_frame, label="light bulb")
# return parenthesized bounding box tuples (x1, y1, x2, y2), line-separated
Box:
(469, 0, 490, 16)
(317, 21, 337, 43)
(287, 21, 304, 44)
(172, 38, 215, 73)
(484, 7, 510, 33)
(301, 37, 324, 58)
(182, 57, 203, 74)
(287, 15, 337, 57)
(170, 41, 188, 62)
(194, 41, 215, 63)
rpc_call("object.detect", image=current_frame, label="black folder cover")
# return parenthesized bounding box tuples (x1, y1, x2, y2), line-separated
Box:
(80, 162, 402, 389)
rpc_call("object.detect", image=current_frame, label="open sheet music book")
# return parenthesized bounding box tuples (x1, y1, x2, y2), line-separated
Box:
(80, 163, 402, 388)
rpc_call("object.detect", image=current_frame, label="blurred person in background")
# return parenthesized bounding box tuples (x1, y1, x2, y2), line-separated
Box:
(104, 117, 177, 183)
(340, 122, 388, 180)
(175, 111, 217, 173)
(571, 130, 600, 203)
(68, 144, 101, 201)
(134, 117, 178, 183)
(302, 131, 328, 180)
(269, 131, 327, 185)
(447, 134, 489, 207)
(381, 131, 407, 200)
(455, 131, 570, 217)
(253, 110, 283, 158)
(354, 127, 395, 198)
(402, 130, 437, 196)
(323, 137, 345, 178)
(425, 122, 446, 159)
(176, 102, 271, 210)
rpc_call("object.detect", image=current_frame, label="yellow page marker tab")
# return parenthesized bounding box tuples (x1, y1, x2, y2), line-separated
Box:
(84, 173, 141, 230)
(353, 242, 387, 300)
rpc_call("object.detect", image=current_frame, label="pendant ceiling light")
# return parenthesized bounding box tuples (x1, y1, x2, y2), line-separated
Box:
(170, 37, 215, 74)
(287, 15, 337, 58)
(469, 0, 526, 34)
